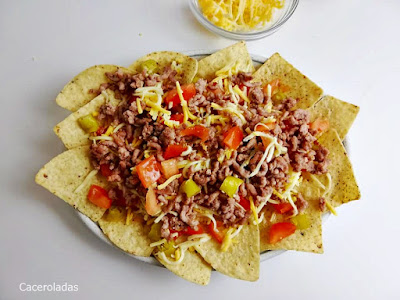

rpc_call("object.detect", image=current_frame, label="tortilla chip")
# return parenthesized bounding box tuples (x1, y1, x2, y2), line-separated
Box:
(259, 191, 323, 253)
(197, 41, 254, 80)
(54, 90, 119, 149)
(98, 210, 153, 257)
(35, 146, 108, 221)
(56, 65, 129, 112)
(253, 53, 323, 109)
(309, 96, 360, 140)
(156, 250, 212, 285)
(195, 221, 259, 281)
(315, 129, 361, 207)
(128, 51, 198, 84)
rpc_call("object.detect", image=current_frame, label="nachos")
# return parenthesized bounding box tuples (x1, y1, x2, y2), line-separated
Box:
(36, 42, 360, 285)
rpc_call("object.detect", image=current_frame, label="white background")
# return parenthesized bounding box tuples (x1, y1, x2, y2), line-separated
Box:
(1, 0, 399, 299)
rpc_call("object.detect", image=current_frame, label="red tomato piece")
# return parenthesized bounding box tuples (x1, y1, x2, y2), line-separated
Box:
(145, 187, 161, 216)
(268, 222, 296, 244)
(87, 185, 112, 209)
(310, 118, 330, 133)
(272, 203, 293, 214)
(136, 155, 161, 188)
(100, 164, 113, 177)
(96, 126, 106, 136)
(170, 113, 184, 124)
(239, 196, 251, 211)
(164, 83, 196, 108)
(207, 222, 223, 244)
(163, 144, 187, 159)
(263, 79, 279, 95)
(223, 126, 244, 150)
(160, 158, 180, 179)
(184, 226, 204, 236)
(180, 125, 210, 142)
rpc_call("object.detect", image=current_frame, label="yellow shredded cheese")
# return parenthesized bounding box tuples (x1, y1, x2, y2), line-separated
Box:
(136, 98, 143, 114)
(157, 174, 182, 190)
(150, 239, 167, 248)
(104, 126, 114, 136)
(233, 85, 250, 103)
(198, 0, 284, 32)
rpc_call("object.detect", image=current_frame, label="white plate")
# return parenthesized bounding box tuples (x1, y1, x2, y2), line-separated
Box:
(76, 50, 331, 266)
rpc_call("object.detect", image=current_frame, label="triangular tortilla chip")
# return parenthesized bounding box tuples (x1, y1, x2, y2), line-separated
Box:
(195, 221, 260, 281)
(54, 90, 119, 149)
(309, 95, 360, 140)
(196, 41, 254, 80)
(156, 250, 212, 285)
(98, 210, 153, 257)
(56, 65, 129, 112)
(259, 189, 323, 253)
(129, 51, 198, 84)
(253, 53, 323, 109)
(35, 146, 108, 221)
(315, 129, 361, 207)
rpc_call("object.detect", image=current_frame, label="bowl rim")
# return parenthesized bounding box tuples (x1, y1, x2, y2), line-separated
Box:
(188, 0, 299, 40)
(76, 49, 332, 267)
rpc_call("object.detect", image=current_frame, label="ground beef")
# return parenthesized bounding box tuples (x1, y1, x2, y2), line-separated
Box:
(89, 69, 331, 240)
(249, 86, 264, 104)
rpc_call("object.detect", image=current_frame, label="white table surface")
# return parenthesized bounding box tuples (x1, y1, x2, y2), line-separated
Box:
(1, 0, 399, 299)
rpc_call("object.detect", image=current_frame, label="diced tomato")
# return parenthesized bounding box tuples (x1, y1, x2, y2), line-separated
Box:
(145, 187, 161, 216)
(163, 144, 187, 159)
(184, 225, 205, 236)
(310, 118, 330, 133)
(239, 196, 251, 211)
(169, 229, 183, 240)
(263, 79, 280, 95)
(262, 79, 290, 95)
(255, 123, 276, 149)
(160, 158, 180, 179)
(170, 113, 184, 124)
(87, 185, 112, 209)
(180, 125, 210, 142)
(207, 222, 223, 244)
(272, 202, 293, 214)
(136, 155, 161, 188)
(100, 164, 113, 177)
(223, 126, 244, 150)
(268, 222, 296, 244)
(96, 126, 106, 136)
(164, 83, 196, 108)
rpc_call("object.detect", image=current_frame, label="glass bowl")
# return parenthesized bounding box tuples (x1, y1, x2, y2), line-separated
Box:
(188, 0, 299, 40)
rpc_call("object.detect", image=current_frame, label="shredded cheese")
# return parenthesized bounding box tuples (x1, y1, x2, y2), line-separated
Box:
(113, 123, 125, 133)
(211, 102, 246, 124)
(198, 0, 284, 32)
(157, 174, 182, 190)
(233, 85, 250, 103)
(74, 170, 98, 193)
(180, 146, 193, 156)
(89, 135, 113, 142)
(136, 98, 143, 114)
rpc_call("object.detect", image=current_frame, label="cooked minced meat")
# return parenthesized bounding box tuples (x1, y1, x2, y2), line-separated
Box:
(88, 66, 330, 239)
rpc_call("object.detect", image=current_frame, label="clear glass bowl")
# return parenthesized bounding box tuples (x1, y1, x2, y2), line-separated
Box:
(189, 0, 299, 40)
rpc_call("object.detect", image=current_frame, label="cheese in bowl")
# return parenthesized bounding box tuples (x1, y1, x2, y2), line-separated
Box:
(198, 0, 284, 32)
